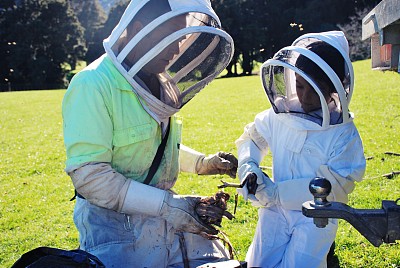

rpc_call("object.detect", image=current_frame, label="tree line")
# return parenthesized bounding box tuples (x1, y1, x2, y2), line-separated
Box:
(0, 0, 380, 91)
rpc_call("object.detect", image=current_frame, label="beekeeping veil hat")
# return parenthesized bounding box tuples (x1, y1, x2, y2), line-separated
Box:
(103, 0, 234, 121)
(260, 31, 354, 129)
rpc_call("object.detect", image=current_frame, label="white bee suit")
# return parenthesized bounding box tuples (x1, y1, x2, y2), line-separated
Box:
(236, 31, 366, 267)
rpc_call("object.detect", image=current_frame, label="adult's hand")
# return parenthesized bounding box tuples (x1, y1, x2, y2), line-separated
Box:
(160, 193, 219, 236)
(196, 152, 238, 178)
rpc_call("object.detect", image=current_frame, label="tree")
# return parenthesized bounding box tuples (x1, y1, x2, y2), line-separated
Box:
(76, 0, 129, 65)
(212, 0, 381, 76)
(0, 0, 16, 9)
(212, 0, 242, 76)
(99, 0, 129, 41)
(212, 0, 312, 76)
(0, 0, 85, 91)
(338, 8, 372, 61)
(69, 0, 107, 63)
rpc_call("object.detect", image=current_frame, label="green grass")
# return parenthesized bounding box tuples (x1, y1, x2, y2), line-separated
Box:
(0, 59, 399, 267)
(0, 90, 76, 266)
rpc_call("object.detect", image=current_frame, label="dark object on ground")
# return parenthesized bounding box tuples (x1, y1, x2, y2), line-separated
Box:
(11, 246, 105, 268)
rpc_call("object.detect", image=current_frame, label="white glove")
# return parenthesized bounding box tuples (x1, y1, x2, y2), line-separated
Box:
(196, 152, 238, 178)
(249, 172, 278, 207)
(236, 162, 264, 200)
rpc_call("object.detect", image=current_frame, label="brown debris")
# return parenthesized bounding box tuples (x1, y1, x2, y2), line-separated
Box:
(384, 152, 400, 157)
(381, 171, 400, 179)
(196, 191, 234, 228)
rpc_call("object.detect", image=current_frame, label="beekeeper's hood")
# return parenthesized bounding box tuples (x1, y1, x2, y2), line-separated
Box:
(260, 31, 354, 130)
(103, 0, 234, 121)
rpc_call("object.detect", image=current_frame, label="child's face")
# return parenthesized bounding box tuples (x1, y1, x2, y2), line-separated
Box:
(295, 73, 331, 113)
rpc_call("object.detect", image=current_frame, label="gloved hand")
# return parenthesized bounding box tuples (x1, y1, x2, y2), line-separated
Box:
(237, 162, 264, 200)
(196, 152, 238, 178)
(160, 193, 219, 236)
(248, 172, 278, 207)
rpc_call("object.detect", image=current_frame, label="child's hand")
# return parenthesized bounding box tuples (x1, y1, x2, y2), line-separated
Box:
(249, 173, 278, 207)
(237, 162, 264, 200)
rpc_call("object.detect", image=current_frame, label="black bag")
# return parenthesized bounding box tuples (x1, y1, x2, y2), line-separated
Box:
(11, 246, 105, 268)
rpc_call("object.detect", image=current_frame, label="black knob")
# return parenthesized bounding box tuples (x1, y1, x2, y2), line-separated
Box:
(309, 177, 331, 207)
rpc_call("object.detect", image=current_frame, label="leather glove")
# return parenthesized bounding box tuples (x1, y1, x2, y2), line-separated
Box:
(237, 162, 264, 200)
(160, 193, 219, 236)
(196, 152, 238, 178)
(121, 181, 228, 237)
(248, 172, 278, 207)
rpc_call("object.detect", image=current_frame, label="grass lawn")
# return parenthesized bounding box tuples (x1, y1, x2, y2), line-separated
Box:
(0, 59, 399, 267)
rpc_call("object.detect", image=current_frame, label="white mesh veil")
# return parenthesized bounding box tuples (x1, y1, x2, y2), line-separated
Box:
(103, 0, 234, 122)
(261, 31, 353, 129)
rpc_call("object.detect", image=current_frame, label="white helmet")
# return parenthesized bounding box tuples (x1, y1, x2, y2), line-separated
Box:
(103, 0, 234, 121)
(260, 31, 354, 129)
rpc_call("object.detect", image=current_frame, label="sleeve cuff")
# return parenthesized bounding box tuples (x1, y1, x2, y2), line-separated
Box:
(120, 180, 166, 216)
(179, 144, 205, 173)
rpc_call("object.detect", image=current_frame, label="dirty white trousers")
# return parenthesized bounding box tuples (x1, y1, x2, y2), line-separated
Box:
(74, 197, 230, 268)
(246, 205, 338, 268)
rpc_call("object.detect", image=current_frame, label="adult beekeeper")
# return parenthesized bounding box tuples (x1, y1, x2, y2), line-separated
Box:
(236, 31, 366, 267)
(62, 0, 236, 267)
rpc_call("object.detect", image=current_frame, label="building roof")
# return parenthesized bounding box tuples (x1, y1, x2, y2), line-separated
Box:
(362, 0, 400, 40)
